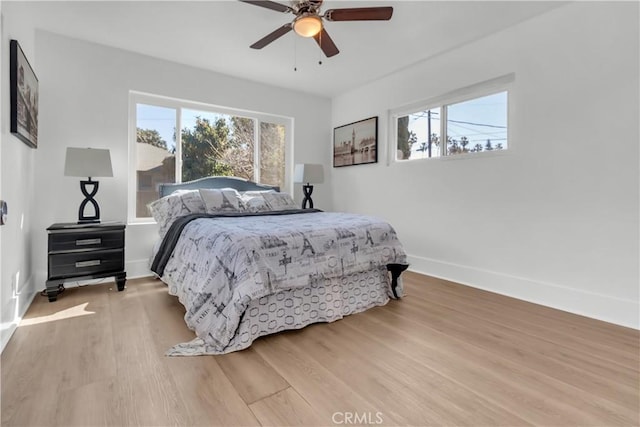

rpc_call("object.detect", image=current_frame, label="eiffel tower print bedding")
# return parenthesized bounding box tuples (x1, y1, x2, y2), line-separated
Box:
(151, 209, 407, 355)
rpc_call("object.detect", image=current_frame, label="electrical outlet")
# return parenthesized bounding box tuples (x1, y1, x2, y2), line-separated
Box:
(11, 271, 20, 297)
(0, 200, 7, 225)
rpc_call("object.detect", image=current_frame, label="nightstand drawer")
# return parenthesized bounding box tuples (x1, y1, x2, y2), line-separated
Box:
(48, 249, 124, 279)
(49, 229, 124, 253)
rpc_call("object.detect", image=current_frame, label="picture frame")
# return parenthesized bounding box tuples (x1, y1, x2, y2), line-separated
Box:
(10, 39, 39, 149)
(333, 116, 378, 167)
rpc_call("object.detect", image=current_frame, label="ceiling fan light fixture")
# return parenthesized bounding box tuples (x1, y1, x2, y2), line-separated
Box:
(293, 14, 323, 37)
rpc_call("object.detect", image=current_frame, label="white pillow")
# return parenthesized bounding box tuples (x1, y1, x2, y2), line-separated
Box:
(239, 190, 275, 213)
(262, 192, 298, 211)
(148, 190, 206, 238)
(199, 188, 243, 213)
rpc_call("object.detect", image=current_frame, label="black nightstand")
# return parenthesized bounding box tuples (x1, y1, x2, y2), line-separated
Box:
(46, 222, 126, 302)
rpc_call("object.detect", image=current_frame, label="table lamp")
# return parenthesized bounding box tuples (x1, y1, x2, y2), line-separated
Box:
(293, 163, 324, 209)
(64, 147, 113, 223)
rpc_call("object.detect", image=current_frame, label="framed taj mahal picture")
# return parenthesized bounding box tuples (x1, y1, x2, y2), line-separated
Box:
(10, 39, 39, 148)
(333, 116, 378, 167)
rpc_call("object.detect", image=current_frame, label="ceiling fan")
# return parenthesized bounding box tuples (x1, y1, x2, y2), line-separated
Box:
(239, 0, 393, 58)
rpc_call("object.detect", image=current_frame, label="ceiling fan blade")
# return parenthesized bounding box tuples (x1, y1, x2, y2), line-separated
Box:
(324, 7, 393, 21)
(250, 24, 293, 49)
(239, 0, 293, 13)
(313, 28, 339, 58)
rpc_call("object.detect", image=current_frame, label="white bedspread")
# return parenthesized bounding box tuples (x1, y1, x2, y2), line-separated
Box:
(158, 211, 407, 353)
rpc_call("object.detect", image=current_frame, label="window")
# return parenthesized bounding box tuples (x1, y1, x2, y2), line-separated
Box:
(129, 92, 291, 220)
(394, 77, 510, 162)
(397, 107, 442, 160)
(134, 103, 176, 217)
(446, 92, 508, 155)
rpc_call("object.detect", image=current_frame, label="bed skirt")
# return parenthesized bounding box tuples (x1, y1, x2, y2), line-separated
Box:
(165, 266, 392, 356)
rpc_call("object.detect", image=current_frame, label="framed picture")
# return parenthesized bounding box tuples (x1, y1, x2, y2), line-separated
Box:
(10, 39, 39, 148)
(333, 116, 378, 167)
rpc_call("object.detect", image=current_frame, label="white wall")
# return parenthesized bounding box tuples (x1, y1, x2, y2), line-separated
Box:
(31, 31, 331, 288)
(331, 2, 639, 328)
(0, 5, 39, 351)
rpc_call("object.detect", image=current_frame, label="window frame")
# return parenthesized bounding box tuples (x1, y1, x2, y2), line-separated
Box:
(389, 74, 514, 165)
(128, 91, 293, 223)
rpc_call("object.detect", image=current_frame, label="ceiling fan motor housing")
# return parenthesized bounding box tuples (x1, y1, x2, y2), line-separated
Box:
(293, 0, 322, 15)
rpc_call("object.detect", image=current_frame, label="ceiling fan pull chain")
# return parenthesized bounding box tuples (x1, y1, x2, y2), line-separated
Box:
(294, 36, 298, 71)
(318, 31, 322, 65)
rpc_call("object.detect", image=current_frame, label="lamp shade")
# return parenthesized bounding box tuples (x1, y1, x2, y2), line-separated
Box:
(64, 147, 113, 178)
(293, 14, 323, 37)
(294, 163, 324, 184)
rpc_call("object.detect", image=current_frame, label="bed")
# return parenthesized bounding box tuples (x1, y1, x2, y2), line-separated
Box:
(149, 176, 408, 356)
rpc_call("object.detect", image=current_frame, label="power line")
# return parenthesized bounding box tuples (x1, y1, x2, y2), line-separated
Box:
(447, 121, 506, 137)
(448, 119, 506, 129)
(407, 112, 505, 129)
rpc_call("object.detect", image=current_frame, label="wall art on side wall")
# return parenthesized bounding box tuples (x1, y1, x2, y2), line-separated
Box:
(333, 116, 378, 167)
(10, 39, 39, 148)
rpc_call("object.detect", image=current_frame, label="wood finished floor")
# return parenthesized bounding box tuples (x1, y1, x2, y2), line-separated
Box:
(1, 272, 638, 426)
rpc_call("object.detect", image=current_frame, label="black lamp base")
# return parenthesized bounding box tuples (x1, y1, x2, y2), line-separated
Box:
(78, 179, 101, 223)
(78, 218, 101, 224)
(301, 184, 314, 209)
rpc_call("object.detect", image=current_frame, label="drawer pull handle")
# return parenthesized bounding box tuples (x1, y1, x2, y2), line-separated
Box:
(76, 238, 101, 246)
(75, 260, 101, 268)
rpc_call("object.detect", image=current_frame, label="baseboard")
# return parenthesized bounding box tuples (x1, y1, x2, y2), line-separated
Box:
(407, 254, 639, 330)
(125, 258, 154, 279)
(1, 280, 37, 354)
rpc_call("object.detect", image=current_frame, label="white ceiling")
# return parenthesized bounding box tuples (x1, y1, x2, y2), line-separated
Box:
(12, 0, 566, 97)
